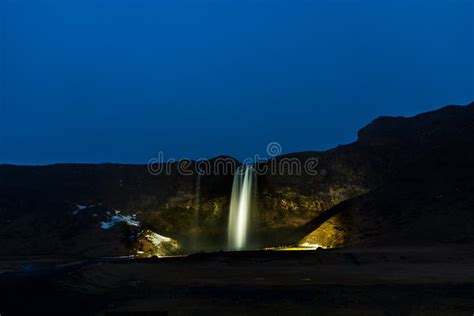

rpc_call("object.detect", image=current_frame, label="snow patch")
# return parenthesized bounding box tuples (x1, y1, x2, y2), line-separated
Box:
(144, 231, 171, 247)
(72, 203, 102, 215)
(73, 204, 89, 215)
(100, 212, 140, 229)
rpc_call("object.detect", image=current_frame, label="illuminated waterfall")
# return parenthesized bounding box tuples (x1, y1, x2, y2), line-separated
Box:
(228, 165, 256, 250)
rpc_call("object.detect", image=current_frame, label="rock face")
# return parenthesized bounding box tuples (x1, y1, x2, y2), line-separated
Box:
(133, 229, 181, 258)
(0, 102, 473, 256)
(0, 157, 238, 256)
(299, 213, 349, 249)
(295, 102, 474, 248)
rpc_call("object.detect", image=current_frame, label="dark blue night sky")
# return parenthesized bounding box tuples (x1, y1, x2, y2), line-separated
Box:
(1, 0, 473, 164)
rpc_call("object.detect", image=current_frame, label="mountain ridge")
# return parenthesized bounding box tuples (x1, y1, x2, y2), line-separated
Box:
(1, 101, 473, 256)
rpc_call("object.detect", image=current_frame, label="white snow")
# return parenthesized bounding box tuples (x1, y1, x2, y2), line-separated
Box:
(72, 203, 102, 215)
(100, 213, 140, 229)
(72, 204, 89, 215)
(144, 231, 171, 247)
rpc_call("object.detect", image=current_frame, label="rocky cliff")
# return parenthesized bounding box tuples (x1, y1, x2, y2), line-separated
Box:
(1, 102, 473, 256)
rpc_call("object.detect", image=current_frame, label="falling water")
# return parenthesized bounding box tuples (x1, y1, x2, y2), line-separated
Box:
(228, 165, 256, 250)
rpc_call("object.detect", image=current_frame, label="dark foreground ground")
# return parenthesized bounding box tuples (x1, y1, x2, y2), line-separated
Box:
(1, 245, 474, 315)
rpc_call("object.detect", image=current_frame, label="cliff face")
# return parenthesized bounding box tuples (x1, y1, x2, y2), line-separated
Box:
(296, 102, 474, 247)
(1, 102, 473, 256)
(0, 158, 237, 255)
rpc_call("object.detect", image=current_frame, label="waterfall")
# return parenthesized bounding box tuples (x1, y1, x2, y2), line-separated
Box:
(228, 165, 256, 250)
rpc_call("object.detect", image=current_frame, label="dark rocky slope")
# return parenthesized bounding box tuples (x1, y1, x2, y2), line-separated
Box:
(1, 102, 473, 256)
(297, 102, 474, 247)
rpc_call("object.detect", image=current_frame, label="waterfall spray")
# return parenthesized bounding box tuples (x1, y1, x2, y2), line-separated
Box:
(228, 165, 256, 250)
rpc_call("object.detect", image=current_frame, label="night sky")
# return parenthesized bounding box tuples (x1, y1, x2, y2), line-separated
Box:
(1, 0, 473, 164)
